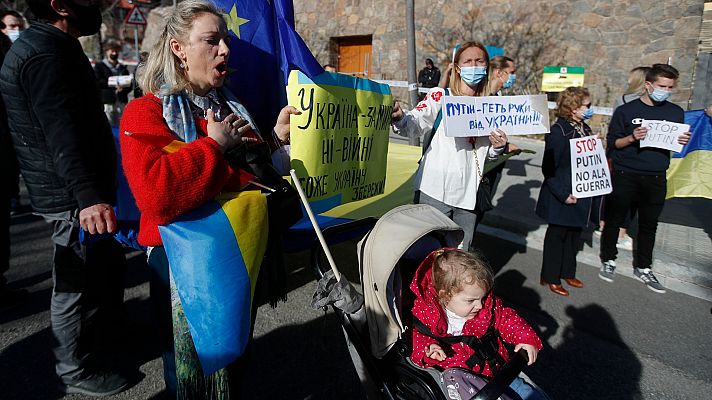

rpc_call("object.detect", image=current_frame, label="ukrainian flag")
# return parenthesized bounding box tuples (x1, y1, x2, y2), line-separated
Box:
(667, 110, 712, 200)
(159, 191, 268, 375)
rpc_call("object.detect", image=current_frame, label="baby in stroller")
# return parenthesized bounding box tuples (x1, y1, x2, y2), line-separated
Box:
(410, 248, 545, 400)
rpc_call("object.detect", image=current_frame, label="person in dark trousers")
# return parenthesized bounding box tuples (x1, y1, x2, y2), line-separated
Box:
(94, 38, 131, 127)
(0, 0, 130, 396)
(536, 87, 594, 296)
(598, 64, 691, 293)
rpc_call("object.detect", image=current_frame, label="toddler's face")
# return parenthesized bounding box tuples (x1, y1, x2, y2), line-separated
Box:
(444, 283, 486, 319)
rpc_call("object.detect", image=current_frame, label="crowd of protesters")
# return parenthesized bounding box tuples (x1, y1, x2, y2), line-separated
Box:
(0, 0, 705, 398)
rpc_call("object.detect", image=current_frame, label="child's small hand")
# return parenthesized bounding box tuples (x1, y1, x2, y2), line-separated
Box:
(514, 344, 538, 365)
(426, 343, 446, 361)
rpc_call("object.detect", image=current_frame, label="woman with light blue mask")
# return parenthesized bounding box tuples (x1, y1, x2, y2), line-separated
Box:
(391, 41, 510, 252)
(488, 55, 517, 95)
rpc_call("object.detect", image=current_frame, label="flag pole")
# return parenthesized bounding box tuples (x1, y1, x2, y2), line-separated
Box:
(289, 169, 341, 282)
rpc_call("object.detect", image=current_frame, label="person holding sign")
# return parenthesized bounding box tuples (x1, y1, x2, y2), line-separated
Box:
(535, 87, 594, 296)
(391, 42, 508, 251)
(599, 64, 691, 293)
(119, 1, 297, 396)
(93, 38, 132, 127)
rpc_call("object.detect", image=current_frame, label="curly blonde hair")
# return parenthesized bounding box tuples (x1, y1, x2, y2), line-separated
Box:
(432, 250, 494, 304)
(555, 87, 590, 119)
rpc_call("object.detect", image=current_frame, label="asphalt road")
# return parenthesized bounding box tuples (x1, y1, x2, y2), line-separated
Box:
(2, 206, 711, 399)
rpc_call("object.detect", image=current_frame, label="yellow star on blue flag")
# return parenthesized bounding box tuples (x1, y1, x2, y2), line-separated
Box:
(224, 4, 249, 38)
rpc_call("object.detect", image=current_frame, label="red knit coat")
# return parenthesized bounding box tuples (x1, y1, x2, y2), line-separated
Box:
(119, 94, 251, 246)
(410, 251, 543, 377)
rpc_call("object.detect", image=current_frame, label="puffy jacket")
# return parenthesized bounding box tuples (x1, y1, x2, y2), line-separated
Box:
(0, 23, 117, 213)
(410, 250, 542, 377)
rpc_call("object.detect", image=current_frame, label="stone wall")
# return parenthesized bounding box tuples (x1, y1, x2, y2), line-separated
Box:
(295, 0, 706, 109)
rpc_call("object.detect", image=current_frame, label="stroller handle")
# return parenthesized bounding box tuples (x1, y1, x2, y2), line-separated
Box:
(469, 349, 529, 400)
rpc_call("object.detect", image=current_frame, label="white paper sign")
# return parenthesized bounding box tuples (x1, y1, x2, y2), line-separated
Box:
(569, 137, 612, 198)
(108, 74, 134, 87)
(639, 119, 688, 153)
(442, 94, 550, 137)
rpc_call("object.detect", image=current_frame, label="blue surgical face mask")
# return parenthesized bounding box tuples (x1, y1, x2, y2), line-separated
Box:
(6, 29, 20, 43)
(460, 66, 487, 86)
(649, 87, 672, 103)
(582, 107, 594, 120)
(503, 73, 516, 89)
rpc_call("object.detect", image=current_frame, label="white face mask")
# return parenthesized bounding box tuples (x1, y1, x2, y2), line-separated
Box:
(6, 29, 21, 42)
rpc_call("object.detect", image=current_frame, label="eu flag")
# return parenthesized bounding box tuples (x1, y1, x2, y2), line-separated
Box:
(217, 0, 323, 135)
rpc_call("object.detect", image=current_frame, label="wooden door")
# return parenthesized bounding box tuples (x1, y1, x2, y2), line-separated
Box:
(337, 36, 372, 77)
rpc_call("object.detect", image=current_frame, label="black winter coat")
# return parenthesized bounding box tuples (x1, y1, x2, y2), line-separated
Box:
(0, 23, 117, 213)
(535, 118, 593, 227)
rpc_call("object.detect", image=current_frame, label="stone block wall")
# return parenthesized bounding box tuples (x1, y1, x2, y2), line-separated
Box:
(295, 0, 706, 109)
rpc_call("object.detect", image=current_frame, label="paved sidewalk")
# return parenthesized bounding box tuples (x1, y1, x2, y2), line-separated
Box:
(391, 134, 712, 301)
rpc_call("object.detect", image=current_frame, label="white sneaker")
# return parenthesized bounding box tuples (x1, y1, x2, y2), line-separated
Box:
(616, 236, 634, 251)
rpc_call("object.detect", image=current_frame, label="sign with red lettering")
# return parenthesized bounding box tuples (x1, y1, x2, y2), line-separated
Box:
(639, 119, 689, 153)
(569, 137, 611, 198)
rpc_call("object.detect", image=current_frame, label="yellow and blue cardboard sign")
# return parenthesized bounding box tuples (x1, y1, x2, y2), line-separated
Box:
(287, 70, 393, 214)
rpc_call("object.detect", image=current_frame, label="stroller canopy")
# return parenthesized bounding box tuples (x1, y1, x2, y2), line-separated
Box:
(357, 204, 464, 358)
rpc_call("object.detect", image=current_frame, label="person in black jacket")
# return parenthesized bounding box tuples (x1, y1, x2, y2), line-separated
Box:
(0, 0, 129, 396)
(93, 38, 131, 127)
(598, 64, 691, 294)
(536, 87, 594, 296)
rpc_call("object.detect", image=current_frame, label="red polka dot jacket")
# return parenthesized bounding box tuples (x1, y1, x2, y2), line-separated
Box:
(410, 251, 543, 377)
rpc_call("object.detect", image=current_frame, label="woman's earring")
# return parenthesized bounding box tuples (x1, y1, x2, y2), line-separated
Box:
(179, 62, 185, 69)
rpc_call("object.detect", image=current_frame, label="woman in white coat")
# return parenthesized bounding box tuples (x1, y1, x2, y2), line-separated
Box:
(391, 41, 508, 251)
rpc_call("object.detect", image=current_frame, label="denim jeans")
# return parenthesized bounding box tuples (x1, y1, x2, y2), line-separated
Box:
(509, 376, 548, 400)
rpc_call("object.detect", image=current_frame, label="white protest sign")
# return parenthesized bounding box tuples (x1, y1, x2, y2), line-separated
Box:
(569, 137, 612, 198)
(639, 119, 688, 153)
(442, 94, 549, 137)
(108, 74, 134, 87)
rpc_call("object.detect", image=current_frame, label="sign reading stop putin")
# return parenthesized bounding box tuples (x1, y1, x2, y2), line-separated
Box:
(569, 136, 612, 199)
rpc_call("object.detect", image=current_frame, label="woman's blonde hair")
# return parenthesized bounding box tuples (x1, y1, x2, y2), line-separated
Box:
(138, 0, 224, 95)
(488, 55, 515, 93)
(555, 86, 590, 119)
(448, 41, 490, 97)
(432, 250, 494, 304)
(624, 66, 650, 96)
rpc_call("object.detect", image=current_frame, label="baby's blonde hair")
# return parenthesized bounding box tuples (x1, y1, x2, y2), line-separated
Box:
(432, 250, 494, 303)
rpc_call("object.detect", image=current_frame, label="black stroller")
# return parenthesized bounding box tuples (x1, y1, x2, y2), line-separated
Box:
(311, 204, 547, 400)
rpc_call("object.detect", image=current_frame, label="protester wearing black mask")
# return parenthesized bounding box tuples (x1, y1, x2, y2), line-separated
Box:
(0, 0, 131, 396)
(94, 38, 131, 127)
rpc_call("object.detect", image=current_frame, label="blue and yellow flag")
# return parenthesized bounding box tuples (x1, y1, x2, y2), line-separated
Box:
(159, 191, 269, 375)
(667, 110, 712, 200)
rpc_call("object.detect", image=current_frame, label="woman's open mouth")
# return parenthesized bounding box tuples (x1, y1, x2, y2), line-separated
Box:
(215, 62, 227, 77)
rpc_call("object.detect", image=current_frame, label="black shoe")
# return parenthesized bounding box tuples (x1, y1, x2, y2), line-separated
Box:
(59, 372, 130, 397)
